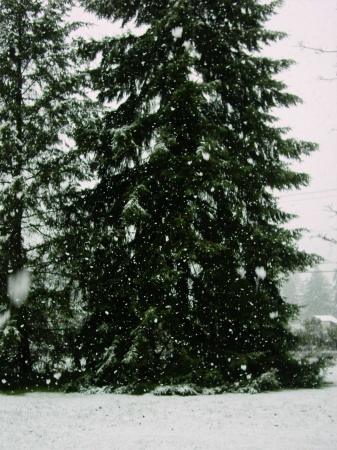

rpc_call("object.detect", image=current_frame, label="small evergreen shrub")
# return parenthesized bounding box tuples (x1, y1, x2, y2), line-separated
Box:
(152, 384, 199, 396)
(279, 355, 329, 388)
(250, 369, 281, 392)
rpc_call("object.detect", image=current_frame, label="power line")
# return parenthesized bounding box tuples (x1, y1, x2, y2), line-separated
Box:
(280, 195, 337, 203)
(278, 188, 337, 198)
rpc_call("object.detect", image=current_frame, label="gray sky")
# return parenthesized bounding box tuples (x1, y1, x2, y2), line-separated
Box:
(71, 0, 337, 267)
(264, 0, 337, 267)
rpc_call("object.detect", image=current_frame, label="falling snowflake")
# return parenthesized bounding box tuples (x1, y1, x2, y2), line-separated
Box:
(269, 311, 279, 319)
(237, 267, 246, 279)
(255, 266, 267, 280)
(171, 26, 183, 39)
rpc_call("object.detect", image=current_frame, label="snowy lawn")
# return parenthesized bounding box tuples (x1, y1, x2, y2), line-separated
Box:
(1, 366, 337, 450)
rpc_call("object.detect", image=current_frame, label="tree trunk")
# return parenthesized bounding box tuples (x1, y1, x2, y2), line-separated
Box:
(9, 7, 32, 381)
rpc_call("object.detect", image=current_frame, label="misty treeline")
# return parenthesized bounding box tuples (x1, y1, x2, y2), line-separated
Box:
(283, 270, 337, 320)
(0, 0, 328, 391)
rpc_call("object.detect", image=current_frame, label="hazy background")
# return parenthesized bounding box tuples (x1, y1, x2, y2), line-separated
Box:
(71, 0, 337, 271)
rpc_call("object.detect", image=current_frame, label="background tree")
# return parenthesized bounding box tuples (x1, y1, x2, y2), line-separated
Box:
(301, 271, 333, 319)
(68, 0, 322, 388)
(281, 272, 304, 308)
(0, 0, 84, 387)
(73, 0, 321, 388)
(332, 270, 337, 316)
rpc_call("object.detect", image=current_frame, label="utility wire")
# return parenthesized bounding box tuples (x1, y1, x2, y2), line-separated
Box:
(280, 195, 337, 203)
(278, 188, 337, 198)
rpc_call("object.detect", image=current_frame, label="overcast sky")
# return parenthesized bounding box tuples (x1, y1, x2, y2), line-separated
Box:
(265, 0, 337, 268)
(71, 0, 337, 268)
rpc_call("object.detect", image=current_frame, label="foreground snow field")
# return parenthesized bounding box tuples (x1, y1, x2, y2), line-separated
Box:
(1, 366, 337, 450)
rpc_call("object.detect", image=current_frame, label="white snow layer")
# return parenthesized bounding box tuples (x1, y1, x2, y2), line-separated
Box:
(0, 365, 337, 449)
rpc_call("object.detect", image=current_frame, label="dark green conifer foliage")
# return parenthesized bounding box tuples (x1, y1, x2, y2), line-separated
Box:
(0, 0, 83, 387)
(79, 0, 319, 387)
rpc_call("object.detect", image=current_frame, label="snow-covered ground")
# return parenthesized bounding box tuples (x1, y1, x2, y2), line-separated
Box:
(1, 366, 337, 450)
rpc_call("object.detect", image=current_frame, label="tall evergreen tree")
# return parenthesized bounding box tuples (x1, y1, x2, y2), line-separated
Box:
(75, 0, 320, 387)
(0, 0, 83, 386)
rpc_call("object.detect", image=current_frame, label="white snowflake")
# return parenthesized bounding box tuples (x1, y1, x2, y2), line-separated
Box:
(237, 267, 246, 279)
(255, 266, 267, 280)
(171, 26, 183, 39)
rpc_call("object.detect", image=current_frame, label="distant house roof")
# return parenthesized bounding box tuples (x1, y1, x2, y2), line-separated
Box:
(314, 315, 337, 325)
